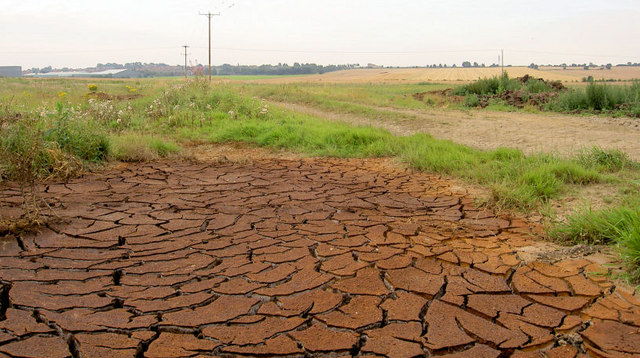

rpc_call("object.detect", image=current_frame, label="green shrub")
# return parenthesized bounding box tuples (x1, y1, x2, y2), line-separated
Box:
(525, 79, 552, 94)
(586, 83, 610, 110)
(464, 93, 480, 107)
(453, 74, 521, 96)
(44, 103, 110, 162)
(0, 120, 50, 182)
(550, 81, 640, 113)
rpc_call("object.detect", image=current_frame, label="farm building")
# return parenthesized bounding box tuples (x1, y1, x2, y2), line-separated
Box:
(0, 66, 22, 77)
(27, 69, 143, 78)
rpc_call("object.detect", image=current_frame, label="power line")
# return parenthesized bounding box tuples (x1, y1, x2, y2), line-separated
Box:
(189, 47, 499, 55)
(199, 11, 220, 81)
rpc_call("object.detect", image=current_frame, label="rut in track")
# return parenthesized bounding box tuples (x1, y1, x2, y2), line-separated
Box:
(0, 157, 639, 357)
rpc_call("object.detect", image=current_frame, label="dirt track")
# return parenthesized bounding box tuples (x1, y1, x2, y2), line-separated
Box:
(275, 101, 640, 161)
(1, 156, 639, 357)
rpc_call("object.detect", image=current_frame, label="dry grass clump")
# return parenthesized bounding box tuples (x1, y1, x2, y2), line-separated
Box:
(109, 135, 181, 162)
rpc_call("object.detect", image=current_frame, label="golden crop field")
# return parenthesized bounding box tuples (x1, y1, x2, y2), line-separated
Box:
(257, 66, 640, 84)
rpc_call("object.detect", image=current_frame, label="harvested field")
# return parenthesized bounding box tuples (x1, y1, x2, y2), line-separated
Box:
(1, 153, 638, 357)
(253, 66, 640, 84)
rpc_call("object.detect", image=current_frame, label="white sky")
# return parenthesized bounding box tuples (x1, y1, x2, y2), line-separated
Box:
(1, 0, 639, 69)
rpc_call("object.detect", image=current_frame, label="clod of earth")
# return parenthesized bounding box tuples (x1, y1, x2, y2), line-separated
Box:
(1, 156, 639, 357)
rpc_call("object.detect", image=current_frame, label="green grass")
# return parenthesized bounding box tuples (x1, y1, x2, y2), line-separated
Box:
(239, 82, 448, 113)
(550, 201, 640, 282)
(547, 81, 640, 115)
(577, 147, 638, 172)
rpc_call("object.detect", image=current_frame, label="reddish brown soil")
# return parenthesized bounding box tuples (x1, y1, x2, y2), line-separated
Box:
(0, 157, 639, 357)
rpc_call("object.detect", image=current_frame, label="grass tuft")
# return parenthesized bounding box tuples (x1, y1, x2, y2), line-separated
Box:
(550, 203, 640, 282)
(109, 135, 180, 162)
(577, 147, 637, 172)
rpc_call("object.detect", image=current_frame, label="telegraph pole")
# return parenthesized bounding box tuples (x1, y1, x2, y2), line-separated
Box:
(501, 49, 504, 77)
(199, 12, 220, 82)
(182, 45, 190, 78)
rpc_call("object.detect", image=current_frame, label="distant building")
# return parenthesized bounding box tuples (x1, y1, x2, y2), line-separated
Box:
(26, 69, 143, 78)
(0, 66, 22, 77)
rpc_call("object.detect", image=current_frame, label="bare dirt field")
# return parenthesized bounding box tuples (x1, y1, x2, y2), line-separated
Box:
(256, 66, 640, 84)
(1, 153, 639, 357)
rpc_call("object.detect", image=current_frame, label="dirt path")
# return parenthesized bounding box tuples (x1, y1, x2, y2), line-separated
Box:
(1, 155, 639, 357)
(274, 101, 640, 160)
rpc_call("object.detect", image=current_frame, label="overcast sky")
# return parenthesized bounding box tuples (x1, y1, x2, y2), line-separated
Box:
(1, 0, 638, 69)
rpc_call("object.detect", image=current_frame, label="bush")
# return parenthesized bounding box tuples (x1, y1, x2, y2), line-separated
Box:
(0, 120, 50, 182)
(550, 81, 640, 114)
(45, 103, 110, 162)
(453, 74, 521, 96)
(88, 84, 98, 92)
(586, 83, 609, 110)
(525, 79, 552, 94)
(0, 120, 51, 220)
(464, 93, 480, 107)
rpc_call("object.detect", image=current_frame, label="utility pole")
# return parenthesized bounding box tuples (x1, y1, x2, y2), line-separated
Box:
(199, 11, 220, 82)
(501, 49, 504, 77)
(182, 45, 190, 79)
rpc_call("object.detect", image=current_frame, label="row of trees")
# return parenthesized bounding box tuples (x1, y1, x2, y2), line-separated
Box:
(213, 63, 358, 76)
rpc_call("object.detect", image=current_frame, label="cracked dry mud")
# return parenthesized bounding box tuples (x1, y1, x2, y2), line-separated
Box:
(1, 156, 639, 358)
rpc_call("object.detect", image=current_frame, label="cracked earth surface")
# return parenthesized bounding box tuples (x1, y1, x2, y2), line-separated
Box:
(1, 156, 639, 358)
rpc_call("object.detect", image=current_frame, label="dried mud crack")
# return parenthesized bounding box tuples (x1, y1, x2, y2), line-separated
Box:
(1, 156, 639, 357)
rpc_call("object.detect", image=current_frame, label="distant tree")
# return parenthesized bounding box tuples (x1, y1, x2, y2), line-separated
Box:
(472, 62, 478, 67)
(528, 63, 538, 69)
(462, 61, 471, 68)
(561, 63, 567, 70)
(40, 66, 52, 73)
(584, 66, 589, 70)
(605, 63, 612, 70)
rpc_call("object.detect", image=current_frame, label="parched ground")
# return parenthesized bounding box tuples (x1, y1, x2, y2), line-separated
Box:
(1, 154, 639, 357)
